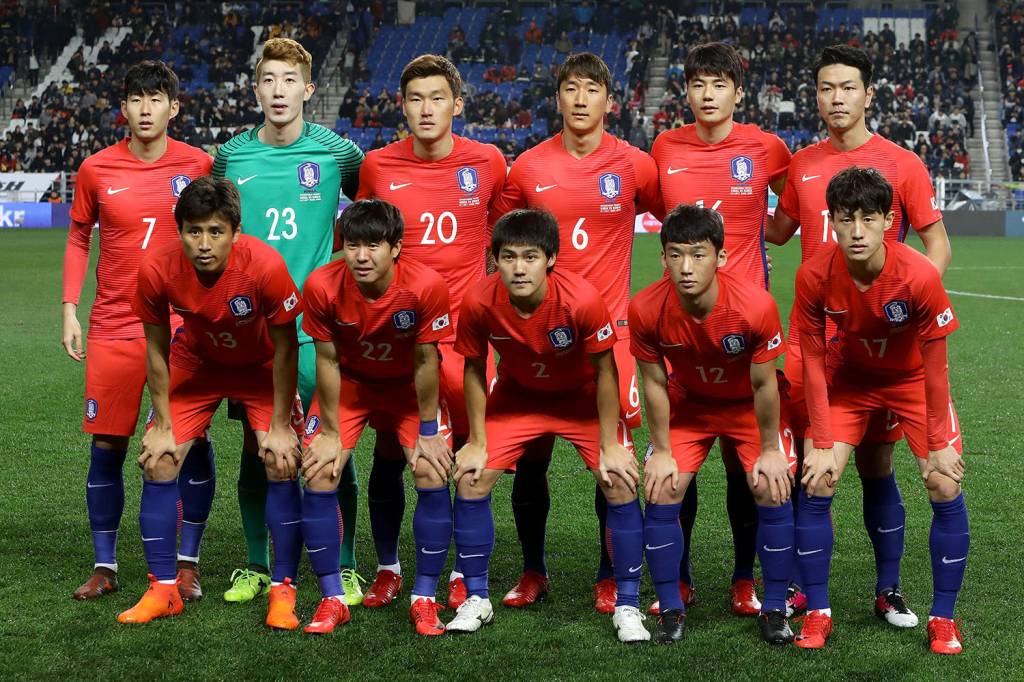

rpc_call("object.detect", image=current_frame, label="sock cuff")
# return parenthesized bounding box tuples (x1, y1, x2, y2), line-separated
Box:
(269, 479, 299, 489)
(416, 485, 451, 494)
(859, 471, 898, 491)
(455, 494, 491, 505)
(756, 499, 793, 520)
(801, 494, 834, 512)
(303, 487, 339, 499)
(646, 502, 682, 521)
(930, 493, 966, 514)
(91, 444, 128, 459)
(143, 479, 177, 489)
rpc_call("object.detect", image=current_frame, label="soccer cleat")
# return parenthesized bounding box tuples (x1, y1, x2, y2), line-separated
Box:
(223, 567, 271, 603)
(786, 582, 808, 617)
(759, 610, 795, 645)
(340, 569, 366, 607)
(502, 570, 551, 608)
(410, 597, 446, 636)
(612, 605, 651, 643)
(653, 608, 686, 644)
(73, 567, 119, 600)
(116, 575, 183, 624)
(874, 587, 919, 628)
(362, 570, 403, 608)
(794, 609, 833, 649)
(594, 577, 617, 614)
(649, 582, 697, 615)
(927, 616, 963, 655)
(266, 579, 300, 630)
(304, 597, 350, 634)
(447, 576, 467, 610)
(730, 578, 762, 616)
(447, 595, 494, 634)
(176, 561, 202, 602)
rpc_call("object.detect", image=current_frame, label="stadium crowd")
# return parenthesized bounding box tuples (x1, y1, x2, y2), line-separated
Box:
(995, 1, 1024, 182)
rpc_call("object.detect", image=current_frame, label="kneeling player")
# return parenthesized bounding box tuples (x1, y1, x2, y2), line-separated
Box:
(119, 177, 304, 624)
(792, 168, 968, 654)
(630, 205, 797, 644)
(449, 209, 649, 642)
(302, 199, 455, 636)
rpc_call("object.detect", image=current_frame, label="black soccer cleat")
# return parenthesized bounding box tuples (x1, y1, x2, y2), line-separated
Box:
(758, 609, 794, 645)
(654, 608, 686, 644)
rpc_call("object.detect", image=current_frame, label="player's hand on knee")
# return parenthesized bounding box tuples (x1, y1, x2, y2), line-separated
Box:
(753, 446, 792, 504)
(260, 425, 300, 480)
(643, 448, 678, 503)
(801, 447, 837, 496)
(453, 441, 487, 485)
(61, 308, 85, 361)
(924, 445, 965, 484)
(600, 442, 639, 494)
(139, 426, 177, 473)
(302, 432, 344, 482)
(413, 434, 454, 481)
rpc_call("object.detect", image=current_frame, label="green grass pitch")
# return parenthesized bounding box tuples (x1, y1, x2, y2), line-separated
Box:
(0, 229, 1022, 680)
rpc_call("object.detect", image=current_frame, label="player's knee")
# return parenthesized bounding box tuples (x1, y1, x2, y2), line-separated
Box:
(456, 474, 492, 500)
(648, 483, 685, 506)
(601, 478, 638, 505)
(805, 477, 837, 499)
(142, 454, 177, 482)
(413, 466, 447, 489)
(93, 435, 129, 451)
(924, 471, 960, 501)
(263, 459, 292, 482)
(306, 467, 339, 493)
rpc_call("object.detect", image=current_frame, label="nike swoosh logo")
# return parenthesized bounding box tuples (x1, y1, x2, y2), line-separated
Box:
(877, 525, 904, 534)
(489, 335, 512, 340)
(763, 545, 793, 552)
(535, 183, 557, 192)
(308, 547, 327, 553)
(458, 553, 485, 559)
(948, 434, 961, 446)
(86, 482, 114, 489)
(141, 536, 164, 542)
(824, 307, 847, 314)
(106, 187, 130, 195)
(797, 548, 823, 556)
(941, 555, 967, 564)
(171, 307, 193, 314)
(802, 174, 821, 182)
(658, 341, 685, 348)
(666, 167, 688, 175)
(389, 181, 412, 190)
(421, 548, 447, 555)
(237, 175, 258, 185)
(628, 565, 642, 573)
(281, 519, 301, 525)
(188, 478, 211, 485)
(625, 408, 641, 420)
(645, 543, 674, 551)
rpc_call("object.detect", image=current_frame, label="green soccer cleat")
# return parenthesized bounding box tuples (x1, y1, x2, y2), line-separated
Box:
(223, 568, 271, 603)
(341, 569, 367, 607)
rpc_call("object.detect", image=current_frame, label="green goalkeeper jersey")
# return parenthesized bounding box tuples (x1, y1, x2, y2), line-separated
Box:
(213, 121, 364, 343)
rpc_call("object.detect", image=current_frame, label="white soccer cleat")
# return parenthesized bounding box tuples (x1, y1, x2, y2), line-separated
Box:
(446, 595, 494, 634)
(874, 588, 919, 628)
(612, 605, 651, 643)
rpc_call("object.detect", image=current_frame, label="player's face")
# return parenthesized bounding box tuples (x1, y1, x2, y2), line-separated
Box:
(661, 240, 727, 298)
(829, 208, 893, 264)
(343, 238, 401, 287)
(816, 64, 874, 134)
(402, 75, 464, 143)
(180, 215, 240, 275)
(497, 244, 554, 299)
(686, 73, 742, 126)
(121, 90, 179, 142)
(254, 60, 314, 128)
(557, 75, 611, 135)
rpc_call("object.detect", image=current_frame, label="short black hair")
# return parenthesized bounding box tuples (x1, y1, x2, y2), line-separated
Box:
(123, 60, 179, 101)
(491, 209, 560, 261)
(812, 45, 873, 87)
(684, 42, 744, 89)
(556, 52, 612, 92)
(659, 204, 725, 252)
(337, 199, 404, 249)
(825, 167, 893, 218)
(175, 176, 241, 231)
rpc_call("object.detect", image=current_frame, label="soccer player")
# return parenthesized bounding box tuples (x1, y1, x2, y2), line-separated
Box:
(648, 41, 794, 617)
(767, 45, 953, 627)
(354, 54, 506, 609)
(488, 52, 662, 612)
(212, 38, 366, 604)
(630, 204, 797, 644)
(791, 167, 967, 655)
(302, 199, 455, 636)
(118, 177, 305, 625)
(62, 60, 214, 602)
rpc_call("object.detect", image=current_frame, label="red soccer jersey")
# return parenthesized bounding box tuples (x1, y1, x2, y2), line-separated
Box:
(356, 135, 506, 323)
(629, 271, 785, 401)
(793, 242, 958, 384)
(777, 134, 942, 263)
(455, 270, 616, 392)
(133, 234, 302, 370)
(65, 138, 213, 339)
(490, 132, 662, 337)
(302, 258, 452, 384)
(650, 123, 790, 289)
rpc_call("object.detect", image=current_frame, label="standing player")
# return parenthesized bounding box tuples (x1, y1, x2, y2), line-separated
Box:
(649, 41, 793, 617)
(449, 209, 649, 643)
(354, 54, 506, 609)
(791, 168, 967, 654)
(118, 177, 304, 625)
(62, 61, 214, 602)
(489, 52, 662, 612)
(212, 38, 366, 605)
(630, 205, 797, 644)
(767, 45, 953, 627)
(302, 199, 455, 636)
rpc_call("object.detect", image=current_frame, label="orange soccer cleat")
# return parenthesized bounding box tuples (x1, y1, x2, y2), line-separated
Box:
(304, 597, 350, 634)
(502, 570, 550, 608)
(649, 581, 697, 615)
(116, 575, 183, 624)
(447, 576, 467, 611)
(362, 570, 403, 608)
(594, 577, 617, 614)
(927, 617, 964, 655)
(410, 597, 446, 636)
(794, 610, 834, 649)
(73, 567, 119, 600)
(730, 578, 762, 616)
(266, 578, 300, 630)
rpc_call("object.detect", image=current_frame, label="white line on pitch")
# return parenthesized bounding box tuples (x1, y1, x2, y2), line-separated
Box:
(947, 266, 1024, 270)
(947, 290, 1024, 302)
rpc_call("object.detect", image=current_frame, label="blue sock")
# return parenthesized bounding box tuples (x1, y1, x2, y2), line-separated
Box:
(607, 498, 644, 608)
(511, 458, 551, 575)
(367, 456, 405, 566)
(644, 502, 684, 611)
(453, 495, 493, 599)
(757, 501, 796, 613)
(862, 472, 906, 594)
(595, 485, 613, 581)
(795, 494, 834, 611)
(266, 480, 302, 583)
(678, 478, 698, 585)
(86, 444, 126, 568)
(177, 439, 216, 562)
(139, 479, 180, 581)
(726, 472, 758, 582)
(302, 488, 343, 598)
(412, 486, 453, 597)
(930, 494, 969, 618)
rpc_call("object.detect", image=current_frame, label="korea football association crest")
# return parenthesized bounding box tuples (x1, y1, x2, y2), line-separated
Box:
(730, 156, 753, 183)
(548, 326, 574, 349)
(297, 161, 321, 189)
(457, 166, 479, 193)
(721, 333, 747, 356)
(598, 173, 621, 200)
(229, 295, 254, 319)
(85, 398, 99, 422)
(170, 174, 192, 197)
(883, 300, 910, 325)
(393, 309, 417, 331)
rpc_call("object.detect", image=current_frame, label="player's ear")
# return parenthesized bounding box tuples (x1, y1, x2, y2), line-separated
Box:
(304, 80, 315, 101)
(883, 210, 895, 231)
(231, 224, 242, 242)
(717, 248, 728, 268)
(453, 96, 464, 117)
(604, 92, 612, 115)
(864, 83, 875, 108)
(660, 249, 667, 270)
(545, 253, 556, 271)
(734, 85, 744, 105)
(168, 97, 180, 120)
(390, 239, 402, 260)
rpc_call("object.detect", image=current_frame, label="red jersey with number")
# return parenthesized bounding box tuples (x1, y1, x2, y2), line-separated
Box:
(302, 258, 452, 384)
(133, 235, 302, 370)
(650, 123, 790, 289)
(455, 270, 616, 392)
(490, 132, 662, 337)
(65, 138, 213, 339)
(629, 271, 785, 401)
(355, 135, 506, 324)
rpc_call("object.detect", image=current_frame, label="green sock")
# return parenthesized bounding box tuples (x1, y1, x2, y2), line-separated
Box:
(237, 449, 270, 571)
(338, 456, 359, 570)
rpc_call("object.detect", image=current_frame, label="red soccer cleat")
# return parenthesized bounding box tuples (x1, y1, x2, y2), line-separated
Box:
(304, 597, 350, 634)
(116, 574, 183, 624)
(447, 576, 467, 611)
(794, 609, 834, 649)
(266, 578, 299, 630)
(927, 617, 963, 655)
(648, 582, 697, 615)
(787, 583, 808, 617)
(176, 561, 202, 602)
(730, 578, 762, 616)
(502, 570, 550, 608)
(362, 570, 403, 608)
(410, 597, 446, 636)
(594, 577, 617, 614)
(73, 567, 119, 600)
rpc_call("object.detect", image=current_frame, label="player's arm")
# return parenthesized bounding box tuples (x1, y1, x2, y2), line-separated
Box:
(750, 360, 792, 503)
(335, 138, 365, 201)
(794, 268, 837, 490)
(769, 172, 787, 197)
(302, 339, 345, 481)
(412, 341, 453, 479)
(916, 219, 952, 275)
(765, 207, 799, 245)
(920, 336, 963, 482)
(138, 321, 178, 468)
(638, 358, 678, 502)
(453, 355, 488, 484)
(61, 218, 95, 361)
(260, 321, 301, 479)
(592, 348, 638, 492)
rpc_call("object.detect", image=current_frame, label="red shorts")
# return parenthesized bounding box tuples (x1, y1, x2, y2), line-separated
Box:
(828, 375, 962, 459)
(439, 340, 496, 437)
(83, 338, 148, 436)
(614, 338, 642, 431)
(484, 380, 602, 471)
(304, 377, 452, 451)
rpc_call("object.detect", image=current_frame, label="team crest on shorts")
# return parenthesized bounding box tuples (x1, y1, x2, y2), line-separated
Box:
(721, 333, 747, 355)
(229, 295, 254, 318)
(305, 415, 320, 437)
(85, 398, 98, 422)
(393, 309, 417, 330)
(883, 300, 910, 325)
(598, 173, 621, 200)
(730, 156, 753, 183)
(457, 166, 478, 193)
(297, 161, 321, 189)
(170, 174, 192, 197)
(548, 326, 574, 349)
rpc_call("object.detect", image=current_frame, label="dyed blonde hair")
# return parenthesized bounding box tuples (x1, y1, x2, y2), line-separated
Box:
(256, 38, 313, 83)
